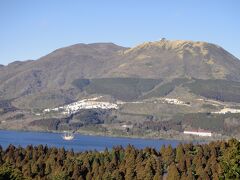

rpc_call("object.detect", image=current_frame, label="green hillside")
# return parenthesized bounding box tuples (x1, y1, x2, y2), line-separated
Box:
(73, 78, 162, 101)
(142, 78, 189, 98)
(184, 79, 240, 103)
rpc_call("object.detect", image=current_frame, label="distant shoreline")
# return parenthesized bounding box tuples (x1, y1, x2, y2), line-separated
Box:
(0, 127, 222, 143)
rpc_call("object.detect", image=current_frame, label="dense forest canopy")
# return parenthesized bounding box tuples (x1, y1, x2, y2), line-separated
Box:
(0, 139, 240, 179)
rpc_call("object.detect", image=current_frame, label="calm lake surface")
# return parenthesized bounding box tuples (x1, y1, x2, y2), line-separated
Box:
(0, 130, 181, 152)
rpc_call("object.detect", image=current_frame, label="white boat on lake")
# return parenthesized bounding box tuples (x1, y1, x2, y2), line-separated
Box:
(62, 131, 74, 141)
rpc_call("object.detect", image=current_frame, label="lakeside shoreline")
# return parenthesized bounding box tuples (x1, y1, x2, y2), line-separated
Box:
(0, 127, 227, 143)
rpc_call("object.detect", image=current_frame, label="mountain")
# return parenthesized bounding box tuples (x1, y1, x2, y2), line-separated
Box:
(0, 43, 126, 99)
(1, 40, 240, 102)
(1, 39, 240, 139)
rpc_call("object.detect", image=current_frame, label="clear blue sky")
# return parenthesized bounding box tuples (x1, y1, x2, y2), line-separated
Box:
(1, 0, 240, 65)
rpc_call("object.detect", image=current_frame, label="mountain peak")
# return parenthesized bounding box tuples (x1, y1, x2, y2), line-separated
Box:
(45, 42, 126, 59)
(124, 39, 217, 55)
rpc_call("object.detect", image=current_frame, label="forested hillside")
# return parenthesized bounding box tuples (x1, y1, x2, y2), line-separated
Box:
(0, 139, 239, 179)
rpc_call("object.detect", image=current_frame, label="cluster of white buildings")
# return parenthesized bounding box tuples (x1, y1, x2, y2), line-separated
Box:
(159, 98, 189, 106)
(44, 97, 118, 115)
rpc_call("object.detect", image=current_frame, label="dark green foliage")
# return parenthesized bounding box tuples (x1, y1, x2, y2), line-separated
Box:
(72, 79, 90, 90)
(142, 120, 183, 132)
(6, 113, 24, 120)
(72, 109, 106, 125)
(0, 100, 17, 115)
(173, 113, 240, 134)
(185, 79, 240, 103)
(30, 109, 116, 131)
(174, 113, 224, 131)
(220, 139, 240, 179)
(143, 78, 189, 98)
(0, 139, 239, 179)
(0, 164, 24, 180)
(73, 78, 162, 101)
(29, 118, 67, 130)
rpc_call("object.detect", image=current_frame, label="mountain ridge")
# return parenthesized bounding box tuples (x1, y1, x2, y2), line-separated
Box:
(0, 39, 240, 108)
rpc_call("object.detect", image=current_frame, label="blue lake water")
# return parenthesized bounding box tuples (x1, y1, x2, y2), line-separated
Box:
(0, 130, 181, 152)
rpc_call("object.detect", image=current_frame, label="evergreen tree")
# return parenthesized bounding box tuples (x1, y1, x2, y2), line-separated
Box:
(143, 157, 155, 180)
(161, 145, 175, 169)
(175, 144, 184, 163)
(166, 163, 180, 180)
(221, 139, 240, 179)
(0, 138, 239, 179)
(124, 145, 137, 180)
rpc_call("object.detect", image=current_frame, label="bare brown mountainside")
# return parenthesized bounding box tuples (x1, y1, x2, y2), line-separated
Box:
(0, 39, 240, 108)
(108, 40, 240, 80)
(0, 43, 127, 99)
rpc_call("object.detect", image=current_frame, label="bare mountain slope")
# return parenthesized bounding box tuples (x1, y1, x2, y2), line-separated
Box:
(106, 40, 240, 80)
(0, 43, 127, 99)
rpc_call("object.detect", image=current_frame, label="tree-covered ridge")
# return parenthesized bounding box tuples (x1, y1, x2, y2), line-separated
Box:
(0, 139, 239, 180)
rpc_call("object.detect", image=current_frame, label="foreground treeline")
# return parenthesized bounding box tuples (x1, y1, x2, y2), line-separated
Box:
(0, 139, 240, 180)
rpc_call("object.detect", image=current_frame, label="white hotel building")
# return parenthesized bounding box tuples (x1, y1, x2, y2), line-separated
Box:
(183, 129, 212, 137)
